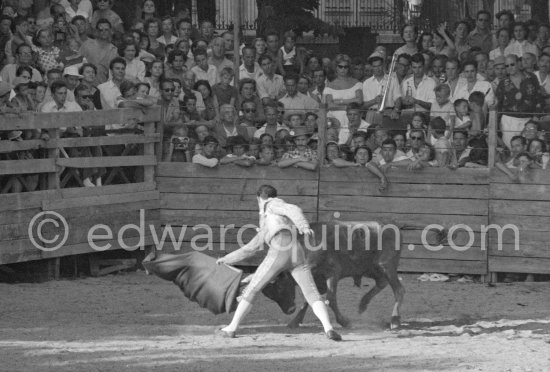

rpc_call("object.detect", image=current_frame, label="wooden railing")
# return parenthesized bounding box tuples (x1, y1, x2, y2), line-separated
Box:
(0, 108, 162, 266)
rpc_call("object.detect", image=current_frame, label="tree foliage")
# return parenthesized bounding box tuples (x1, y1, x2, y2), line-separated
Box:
(256, 0, 343, 38)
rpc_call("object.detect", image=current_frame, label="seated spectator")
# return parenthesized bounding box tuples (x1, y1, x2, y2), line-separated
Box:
(219, 135, 255, 167)
(278, 127, 318, 171)
(164, 50, 187, 82)
(0, 44, 43, 87)
(144, 59, 164, 98)
(327, 125, 340, 143)
(256, 144, 277, 166)
(238, 78, 264, 121)
(288, 112, 304, 129)
(98, 57, 126, 109)
(248, 138, 261, 159)
(79, 63, 102, 109)
(528, 138, 547, 166)
(407, 129, 426, 160)
(40, 80, 82, 135)
(521, 120, 542, 142)
(408, 143, 438, 170)
(371, 128, 407, 161)
(182, 94, 203, 124)
(213, 67, 238, 108)
(192, 135, 219, 167)
(453, 99, 472, 131)
(254, 104, 289, 138)
(194, 79, 219, 121)
(430, 83, 454, 127)
(406, 112, 428, 139)
(10, 77, 34, 112)
(453, 130, 471, 167)
(257, 54, 285, 105)
(373, 138, 412, 170)
(276, 128, 290, 141)
(119, 41, 146, 82)
(33, 28, 63, 75)
(460, 136, 488, 168)
(304, 112, 318, 135)
(468, 91, 486, 137)
(213, 104, 250, 147)
(260, 133, 274, 146)
(340, 102, 370, 144)
(238, 99, 259, 138)
(279, 74, 319, 117)
(59, 37, 86, 69)
(194, 124, 211, 144)
(400, 53, 436, 113)
(393, 132, 406, 152)
(349, 131, 368, 155)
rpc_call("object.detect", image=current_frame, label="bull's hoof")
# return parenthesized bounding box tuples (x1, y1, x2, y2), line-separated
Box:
(337, 316, 351, 329)
(390, 316, 401, 330)
(287, 319, 301, 329)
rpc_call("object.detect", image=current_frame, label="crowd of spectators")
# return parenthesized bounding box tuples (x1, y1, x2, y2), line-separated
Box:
(0, 2, 550, 195)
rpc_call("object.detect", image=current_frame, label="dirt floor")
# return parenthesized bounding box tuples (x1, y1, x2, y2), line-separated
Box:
(0, 271, 549, 372)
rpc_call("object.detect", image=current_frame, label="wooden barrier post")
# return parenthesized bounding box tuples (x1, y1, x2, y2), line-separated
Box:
(143, 121, 156, 183)
(488, 110, 497, 168)
(317, 104, 327, 169)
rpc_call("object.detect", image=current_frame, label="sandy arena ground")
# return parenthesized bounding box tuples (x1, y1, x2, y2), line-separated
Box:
(0, 272, 549, 372)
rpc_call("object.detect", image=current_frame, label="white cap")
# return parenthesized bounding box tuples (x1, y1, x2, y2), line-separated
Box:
(63, 65, 83, 78)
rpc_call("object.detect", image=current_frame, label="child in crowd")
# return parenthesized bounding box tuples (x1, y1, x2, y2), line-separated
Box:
(278, 127, 318, 170)
(260, 133, 274, 146)
(327, 126, 339, 143)
(408, 143, 438, 170)
(453, 99, 472, 131)
(305, 112, 318, 134)
(276, 128, 290, 140)
(256, 144, 277, 166)
(136, 82, 150, 98)
(192, 135, 219, 167)
(430, 84, 454, 127)
(278, 32, 297, 75)
(248, 138, 261, 159)
(407, 112, 428, 139)
(430, 116, 454, 167)
(288, 113, 304, 129)
(182, 95, 202, 123)
(213, 67, 238, 107)
(220, 135, 255, 167)
(273, 140, 287, 160)
(468, 91, 486, 136)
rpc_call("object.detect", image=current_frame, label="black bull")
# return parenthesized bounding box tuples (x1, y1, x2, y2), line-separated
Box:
(266, 220, 405, 330)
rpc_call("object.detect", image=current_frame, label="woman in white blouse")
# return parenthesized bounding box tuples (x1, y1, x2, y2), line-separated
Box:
(118, 41, 146, 82)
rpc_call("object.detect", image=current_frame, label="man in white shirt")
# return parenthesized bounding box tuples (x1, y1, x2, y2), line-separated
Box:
(535, 53, 550, 95)
(256, 55, 285, 105)
(399, 53, 436, 113)
(362, 52, 401, 119)
(0, 44, 43, 86)
(239, 46, 263, 81)
(191, 48, 218, 86)
(278, 75, 319, 117)
(338, 103, 370, 144)
(98, 57, 126, 109)
(254, 105, 289, 138)
(41, 80, 82, 135)
(208, 37, 233, 72)
(453, 60, 495, 107)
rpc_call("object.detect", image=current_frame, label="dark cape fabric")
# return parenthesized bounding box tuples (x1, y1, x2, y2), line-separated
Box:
(143, 252, 243, 314)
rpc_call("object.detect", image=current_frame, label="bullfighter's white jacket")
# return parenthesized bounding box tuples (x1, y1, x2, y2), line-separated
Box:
(222, 198, 310, 264)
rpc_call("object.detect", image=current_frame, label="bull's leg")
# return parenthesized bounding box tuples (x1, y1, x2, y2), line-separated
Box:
(358, 276, 388, 314)
(385, 270, 405, 330)
(326, 275, 350, 328)
(287, 303, 309, 328)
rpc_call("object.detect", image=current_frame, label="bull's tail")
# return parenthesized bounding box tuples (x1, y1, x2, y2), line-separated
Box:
(391, 221, 448, 246)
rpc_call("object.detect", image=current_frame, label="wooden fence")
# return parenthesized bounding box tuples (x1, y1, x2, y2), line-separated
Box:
(0, 109, 161, 268)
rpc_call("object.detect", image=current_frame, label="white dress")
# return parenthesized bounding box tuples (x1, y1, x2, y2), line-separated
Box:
(323, 82, 363, 144)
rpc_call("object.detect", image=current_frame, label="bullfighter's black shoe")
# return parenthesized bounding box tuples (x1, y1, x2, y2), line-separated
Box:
(325, 329, 342, 341)
(215, 328, 236, 338)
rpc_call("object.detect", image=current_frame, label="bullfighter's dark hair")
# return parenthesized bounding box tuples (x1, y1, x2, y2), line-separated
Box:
(257, 185, 277, 199)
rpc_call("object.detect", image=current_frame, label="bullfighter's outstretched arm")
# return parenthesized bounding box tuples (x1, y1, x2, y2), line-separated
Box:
(217, 233, 263, 265)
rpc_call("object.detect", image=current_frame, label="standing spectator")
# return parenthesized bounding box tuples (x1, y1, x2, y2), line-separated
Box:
(430, 24, 456, 58)
(0, 44, 43, 86)
(119, 41, 146, 82)
(257, 55, 285, 105)
(98, 56, 126, 109)
(505, 22, 539, 58)
(64, 0, 93, 21)
(395, 24, 419, 57)
(79, 19, 118, 84)
(324, 54, 363, 130)
(158, 78, 183, 161)
(79, 63, 102, 109)
(191, 48, 218, 87)
(496, 54, 543, 148)
(40, 80, 82, 136)
(467, 10, 493, 54)
(400, 53, 436, 113)
(429, 117, 453, 167)
(157, 15, 177, 45)
(33, 28, 63, 74)
(176, 18, 193, 43)
(91, 0, 124, 35)
(70, 15, 90, 43)
(239, 46, 263, 81)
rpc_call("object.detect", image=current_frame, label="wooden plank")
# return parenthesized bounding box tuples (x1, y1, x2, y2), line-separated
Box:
(490, 200, 550, 216)
(490, 183, 550, 201)
(400, 230, 484, 247)
(490, 168, 550, 185)
(399, 258, 487, 274)
(0, 235, 157, 265)
(161, 209, 316, 227)
(56, 155, 156, 168)
(0, 159, 57, 175)
(320, 182, 488, 199)
(0, 190, 58, 211)
(0, 139, 43, 153)
(51, 134, 160, 148)
(47, 128, 60, 189)
(158, 162, 319, 180)
(143, 122, 156, 183)
(158, 177, 319, 196)
(50, 200, 159, 220)
(161, 193, 318, 212)
(487, 229, 546, 246)
(58, 181, 156, 199)
(320, 168, 489, 184)
(0, 208, 40, 226)
(488, 256, 550, 274)
(489, 244, 550, 259)
(0, 107, 161, 131)
(491, 214, 550, 232)
(400, 244, 486, 261)
(488, 110, 497, 168)
(318, 211, 488, 231)
(319, 196, 488, 215)
(42, 190, 159, 210)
